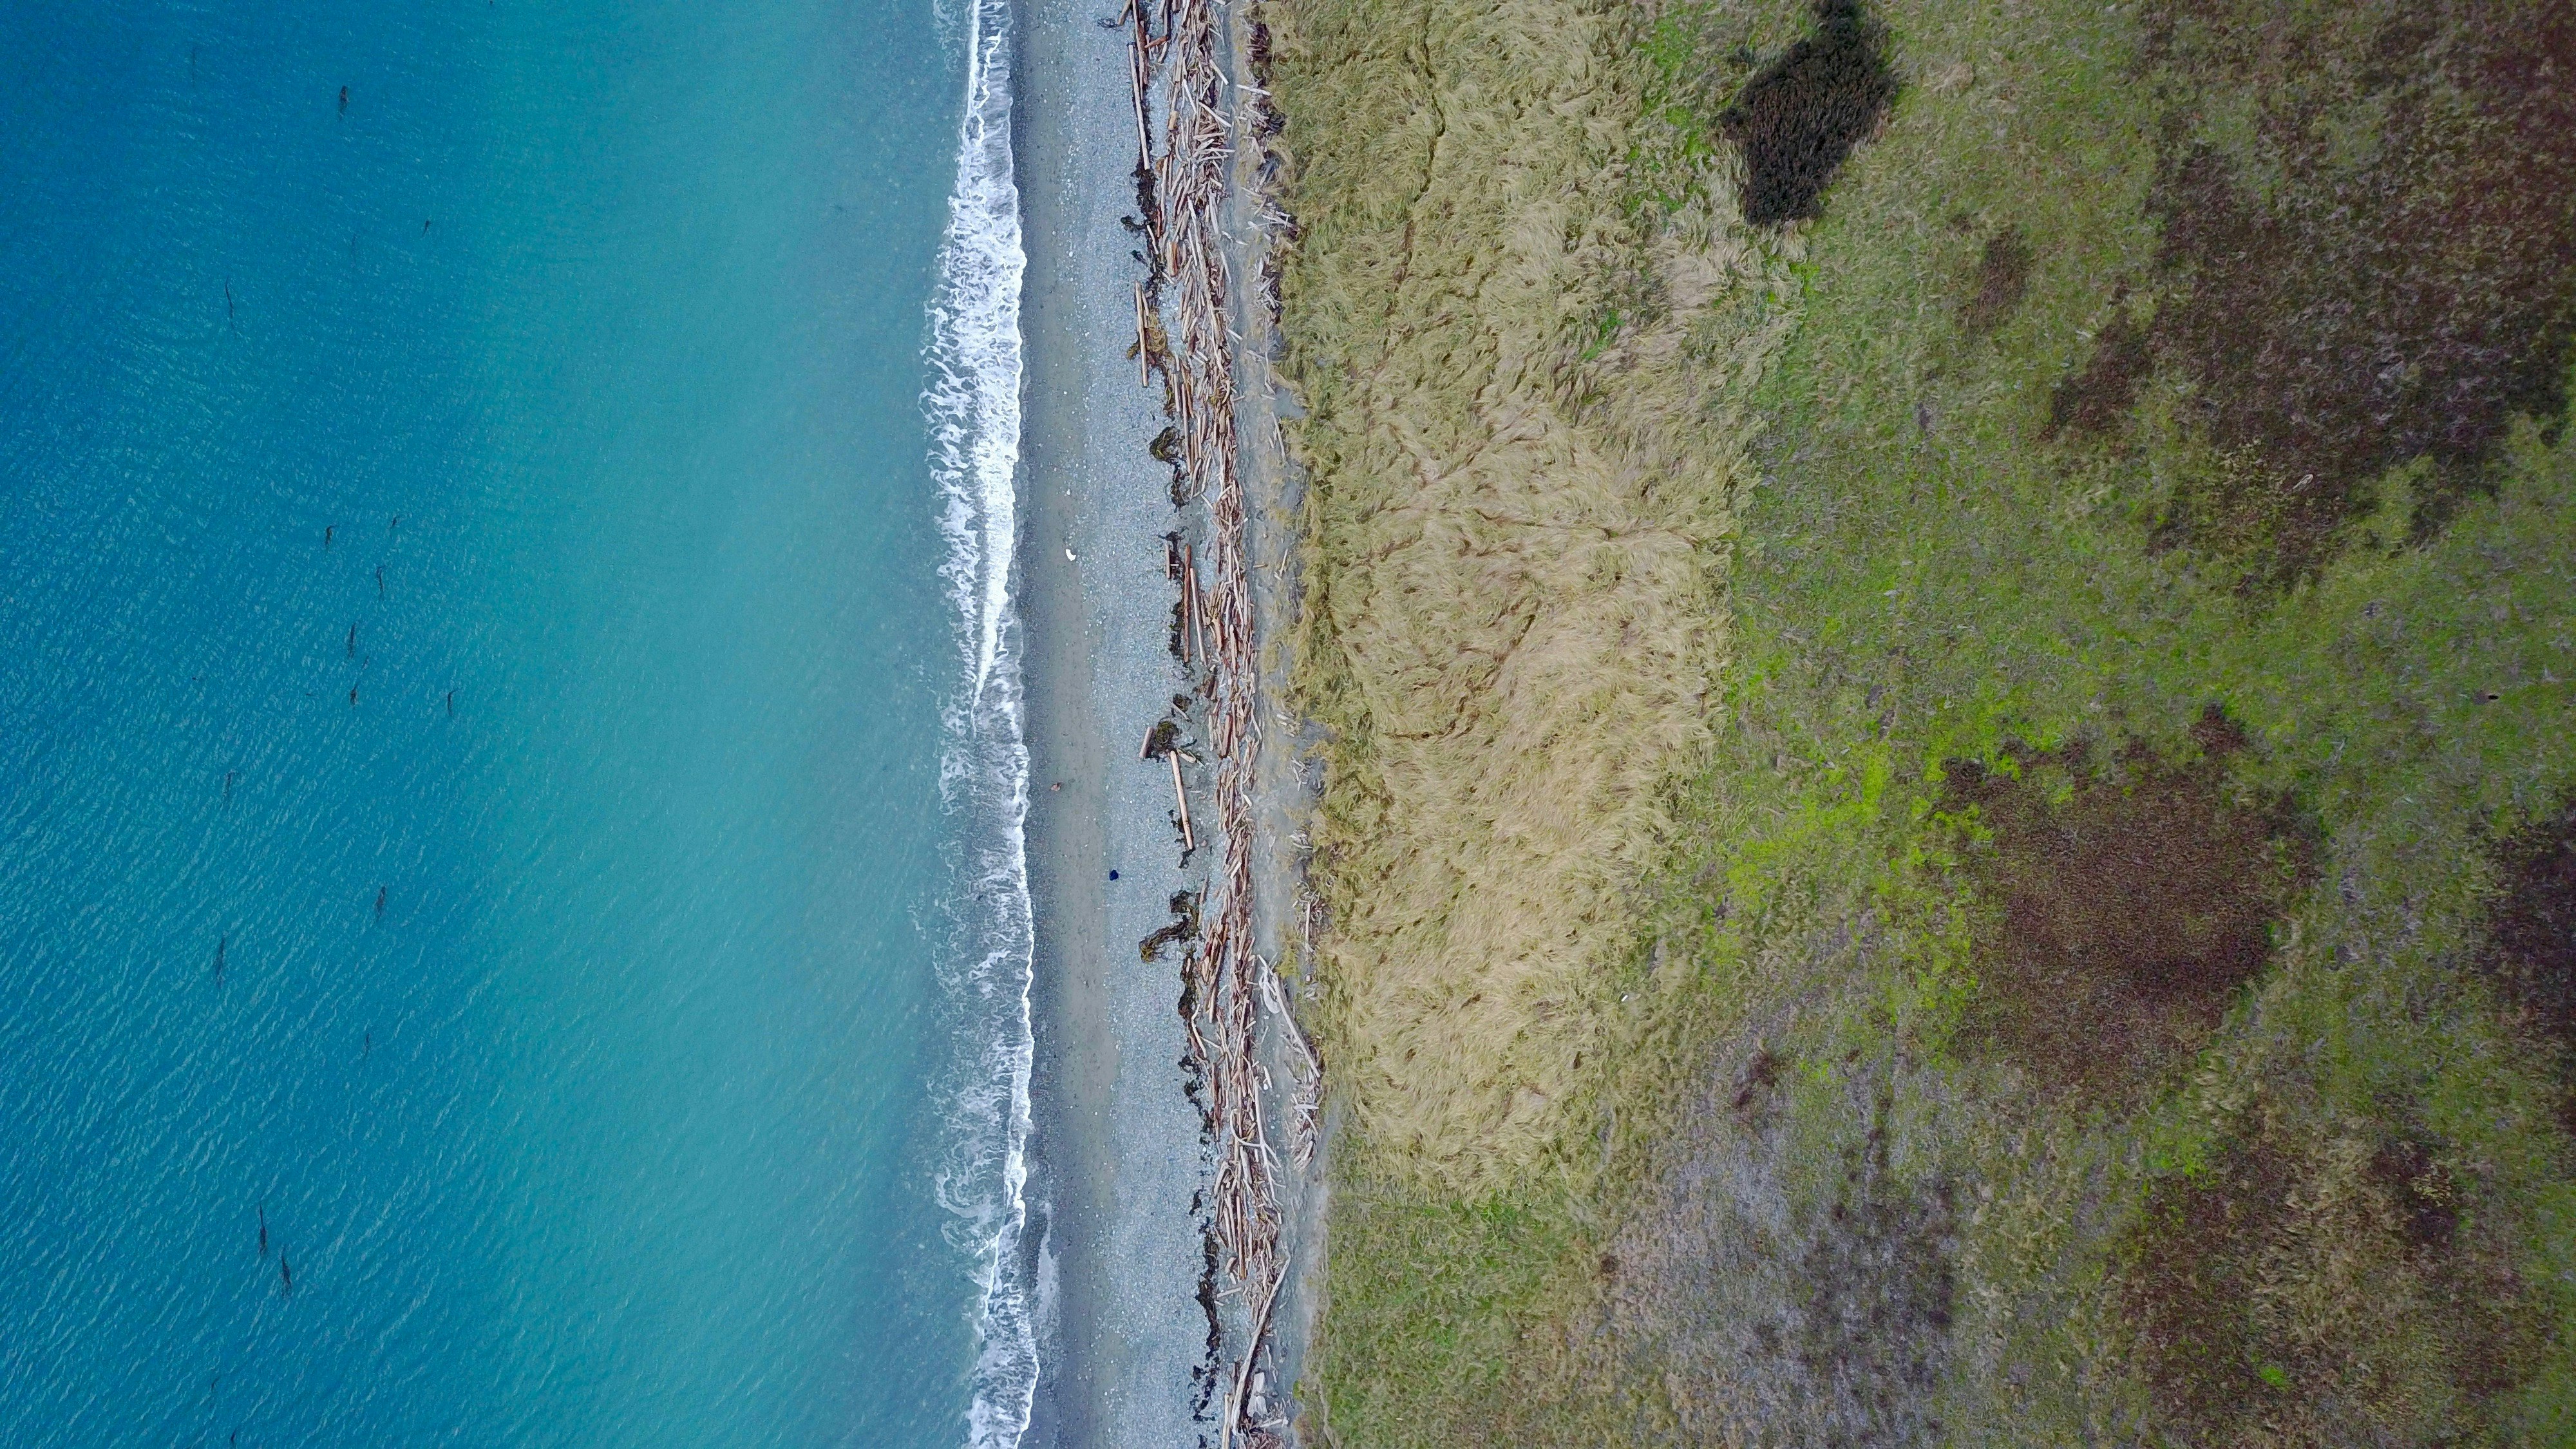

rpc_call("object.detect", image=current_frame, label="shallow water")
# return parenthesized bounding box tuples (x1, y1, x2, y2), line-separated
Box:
(0, 1, 1010, 1442)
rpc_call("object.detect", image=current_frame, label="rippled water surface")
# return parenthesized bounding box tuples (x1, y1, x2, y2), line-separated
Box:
(0, 1, 998, 1442)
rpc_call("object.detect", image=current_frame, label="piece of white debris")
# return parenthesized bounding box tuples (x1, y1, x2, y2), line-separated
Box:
(1065, 546, 1078, 561)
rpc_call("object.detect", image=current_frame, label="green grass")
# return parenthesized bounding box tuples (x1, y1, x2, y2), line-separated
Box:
(1631, 0, 2576, 1436)
(1303, 1184, 1593, 1444)
(1280, 0, 2576, 1440)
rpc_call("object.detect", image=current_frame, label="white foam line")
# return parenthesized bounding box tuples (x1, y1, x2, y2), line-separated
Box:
(920, 0, 1036, 1441)
(928, 0, 1026, 711)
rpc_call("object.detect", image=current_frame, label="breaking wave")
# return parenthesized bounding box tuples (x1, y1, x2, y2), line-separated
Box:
(920, 0, 1035, 1442)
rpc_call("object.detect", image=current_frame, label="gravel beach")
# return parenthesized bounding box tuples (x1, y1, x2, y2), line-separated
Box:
(1013, 0, 1213, 1441)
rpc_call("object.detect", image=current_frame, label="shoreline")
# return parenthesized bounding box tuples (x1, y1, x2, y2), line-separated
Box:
(1011, 0, 1217, 1442)
(1012, 0, 1316, 1439)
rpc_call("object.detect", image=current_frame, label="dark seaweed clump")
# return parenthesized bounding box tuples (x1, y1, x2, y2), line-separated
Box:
(1141, 889, 1200, 962)
(1719, 0, 1897, 225)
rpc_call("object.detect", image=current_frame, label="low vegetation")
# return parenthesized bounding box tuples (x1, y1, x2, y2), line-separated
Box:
(1271, 0, 1799, 1185)
(1941, 724, 2316, 1100)
(1718, 0, 1897, 224)
(1270, 0, 2576, 1441)
(2485, 800, 2576, 1078)
(2135, 0, 2576, 585)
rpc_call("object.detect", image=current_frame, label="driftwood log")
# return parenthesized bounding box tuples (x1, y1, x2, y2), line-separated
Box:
(1132, 0, 1300, 1443)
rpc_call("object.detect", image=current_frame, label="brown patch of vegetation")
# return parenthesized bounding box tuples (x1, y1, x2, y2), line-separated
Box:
(2367, 1137, 2461, 1251)
(2123, 1138, 2293, 1433)
(1729, 1043, 1783, 1113)
(2138, 0, 2576, 582)
(1943, 728, 2314, 1095)
(2481, 799, 2576, 1132)
(1958, 227, 2033, 336)
(2187, 698, 2251, 757)
(2483, 799, 2576, 1046)
(1719, 0, 1898, 225)
(2121, 1112, 2544, 1444)
(2044, 303, 2151, 439)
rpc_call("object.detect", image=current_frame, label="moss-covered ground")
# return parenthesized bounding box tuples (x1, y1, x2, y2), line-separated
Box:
(1272, 0, 2576, 1442)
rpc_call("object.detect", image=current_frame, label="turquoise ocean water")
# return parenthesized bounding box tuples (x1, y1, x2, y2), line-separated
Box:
(0, 0, 1036, 1443)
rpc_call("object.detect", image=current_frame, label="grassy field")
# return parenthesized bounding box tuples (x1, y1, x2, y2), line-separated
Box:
(1269, 0, 1811, 1185)
(1270, 0, 2576, 1442)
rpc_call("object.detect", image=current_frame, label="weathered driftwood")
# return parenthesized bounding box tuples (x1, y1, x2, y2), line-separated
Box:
(1135, 282, 1151, 388)
(1184, 545, 1209, 665)
(1130, 39, 1152, 175)
(1132, 0, 1300, 1442)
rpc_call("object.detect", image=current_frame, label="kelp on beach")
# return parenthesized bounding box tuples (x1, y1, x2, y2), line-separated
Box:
(1267, 0, 2576, 1441)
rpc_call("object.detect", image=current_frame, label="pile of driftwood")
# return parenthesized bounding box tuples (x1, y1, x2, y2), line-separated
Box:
(1125, 0, 1296, 1442)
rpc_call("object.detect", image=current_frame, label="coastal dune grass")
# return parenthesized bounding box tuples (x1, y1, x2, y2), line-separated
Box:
(1272, 0, 1801, 1188)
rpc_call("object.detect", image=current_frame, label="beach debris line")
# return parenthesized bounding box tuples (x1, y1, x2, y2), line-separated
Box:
(1258, 955, 1322, 1170)
(1127, 0, 1302, 1438)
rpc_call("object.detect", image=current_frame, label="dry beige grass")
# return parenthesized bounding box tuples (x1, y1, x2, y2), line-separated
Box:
(1271, 0, 1795, 1185)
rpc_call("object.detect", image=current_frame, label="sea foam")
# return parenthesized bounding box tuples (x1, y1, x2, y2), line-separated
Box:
(921, 0, 1036, 1441)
